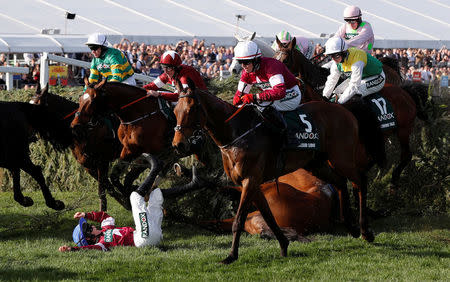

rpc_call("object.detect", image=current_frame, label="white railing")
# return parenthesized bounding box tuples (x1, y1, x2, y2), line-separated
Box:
(0, 66, 30, 91)
(40, 52, 155, 88)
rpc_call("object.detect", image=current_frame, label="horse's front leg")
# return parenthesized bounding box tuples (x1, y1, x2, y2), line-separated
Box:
(252, 188, 289, 257)
(11, 168, 34, 207)
(221, 178, 255, 265)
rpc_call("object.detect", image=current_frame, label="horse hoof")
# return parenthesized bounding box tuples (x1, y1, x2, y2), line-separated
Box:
(47, 200, 65, 210)
(362, 230, 375, 243)
(220, 255, 237, 265)
(17, 196, 34, 207)
(350, 228, 361, 238)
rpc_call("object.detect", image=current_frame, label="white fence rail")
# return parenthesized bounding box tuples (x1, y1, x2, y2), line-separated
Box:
(40, 52, 155, 89)
(0, 66, 30, 91)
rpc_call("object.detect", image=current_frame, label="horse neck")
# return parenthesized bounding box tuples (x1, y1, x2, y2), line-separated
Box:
(103, 83, 155, 118)
(293, 50, 328, 87)
(197, 90, 235, 145)
(47, 93, 78, 122)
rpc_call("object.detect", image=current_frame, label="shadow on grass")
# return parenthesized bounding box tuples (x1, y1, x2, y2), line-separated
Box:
(0, 267, 77, 281)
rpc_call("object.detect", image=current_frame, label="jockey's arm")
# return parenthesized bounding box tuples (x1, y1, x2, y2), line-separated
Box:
(233, 74, 253, 102)
(323, 63, 341, 99)
(258, 74, 287, 101)
(338, 61, 364, 104)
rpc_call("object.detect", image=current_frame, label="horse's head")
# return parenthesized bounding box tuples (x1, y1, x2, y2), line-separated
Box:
(274, 36, 299, 75)
(71, 77, 107, 138)
(29, 83, 49, 106)
(172, 78, 206, 156)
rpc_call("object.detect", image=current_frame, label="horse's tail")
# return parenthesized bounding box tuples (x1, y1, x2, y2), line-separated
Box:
(400, 81, 430, 121)
(343, 99, 386, 168)
(21, 103, 73, 151)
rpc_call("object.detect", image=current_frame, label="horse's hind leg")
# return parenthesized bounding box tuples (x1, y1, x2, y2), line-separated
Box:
(391, 130, 412, 189)
(21, 158, 65, 210)
(252, 188, 289, 256)
(11, 168, 34, 207)
(352, 173, 374, 242)
(134, 153, 162, 197)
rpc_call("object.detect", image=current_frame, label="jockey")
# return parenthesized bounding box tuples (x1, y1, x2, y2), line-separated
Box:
(143, 50, 207, 102)
(271, 31, 314, 60)
(233, 41, 302, 114)
(335, 6, 375, 53)
(322, 37, 385, 104)
(60, 190, 163, 252)
(85, 33, 136, 86)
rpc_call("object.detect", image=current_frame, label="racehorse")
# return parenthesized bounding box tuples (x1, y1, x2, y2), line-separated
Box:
(30, 85, 146, 211)
(274, 38, 429, 188)
(205, 168, 338, 239)
(71, 78, 194, 198)
(0, 100, 72, 210)
(172, 78, 385, 264)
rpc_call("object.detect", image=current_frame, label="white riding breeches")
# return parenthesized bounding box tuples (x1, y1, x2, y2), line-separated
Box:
(257, 84, 302, 111)
(335, 71, 386, 98)
(122, 74, 137, 86)
(130, 190, 163, 247)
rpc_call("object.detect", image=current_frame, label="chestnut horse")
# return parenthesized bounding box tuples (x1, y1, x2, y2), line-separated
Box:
(172, 79, 385, 264)
(0, 100, 72, 209)
(71, 79, 186, 198)
(30, 85, 147, 210)
(207, 169, 338, 239)
(275, 38, 429, 188)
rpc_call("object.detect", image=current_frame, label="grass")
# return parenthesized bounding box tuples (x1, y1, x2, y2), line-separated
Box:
(0, 192, 448, 281)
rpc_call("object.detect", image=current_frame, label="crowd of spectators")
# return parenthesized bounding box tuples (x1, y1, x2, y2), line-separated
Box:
(1, 38, 449, 90)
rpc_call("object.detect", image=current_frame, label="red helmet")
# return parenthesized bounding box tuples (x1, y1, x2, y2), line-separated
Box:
(160, 50, 182, 66)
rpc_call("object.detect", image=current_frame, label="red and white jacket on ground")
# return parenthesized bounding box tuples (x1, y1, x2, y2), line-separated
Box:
(143, 65, 207, 102)
(234, 57, 302, 111)
(72, 211, 135, 251)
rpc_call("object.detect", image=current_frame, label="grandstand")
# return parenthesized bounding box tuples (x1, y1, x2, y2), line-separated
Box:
(0, 0, 449, 53)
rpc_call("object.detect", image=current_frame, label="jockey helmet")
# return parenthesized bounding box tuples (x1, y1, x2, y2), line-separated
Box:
(72, 218, 91, 247)
(343, 6, 362, 20)
(233, 41, 261, 62)
(276, 31, 292, 44)
(85, 33, 108, 48)
(160, 50, 182, 67)
(324, 37, 348, 55)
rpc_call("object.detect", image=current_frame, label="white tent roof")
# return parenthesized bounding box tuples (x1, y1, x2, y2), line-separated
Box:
(0, 0, 449, 52)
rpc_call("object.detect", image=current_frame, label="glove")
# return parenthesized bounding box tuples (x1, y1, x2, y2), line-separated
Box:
(241, 94, 255, 104)
(233, 95, 242, 106)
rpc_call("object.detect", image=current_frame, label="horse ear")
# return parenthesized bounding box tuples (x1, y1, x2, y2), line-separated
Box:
(35, 82, 41, 94)
(276, 36, 282, 48)
(250, 32, 256, 41)
(84, 76, 89, 87)
(42, 83, 49, 95)
(289, 37, 296, 50)
(187, 78, 196, 92)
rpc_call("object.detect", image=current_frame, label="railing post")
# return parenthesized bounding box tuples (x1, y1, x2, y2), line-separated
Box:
(40, 52, 49, 89)
(5, 73, 13, 91)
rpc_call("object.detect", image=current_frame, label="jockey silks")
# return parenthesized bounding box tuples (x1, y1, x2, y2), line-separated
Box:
(89, 47, 134, 84)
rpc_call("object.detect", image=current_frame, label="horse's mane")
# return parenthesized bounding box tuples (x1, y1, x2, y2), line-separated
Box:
(19, 102, 73, 151)
(43, 91, 78, 114)
(379, 57, 402, 79)
(290, 48, 329, 89)
(104, 81, 147, 94)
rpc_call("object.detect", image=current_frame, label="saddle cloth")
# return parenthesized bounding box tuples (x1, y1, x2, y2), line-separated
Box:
(282, 108, 320, 150)
(363, 92, 397, 130)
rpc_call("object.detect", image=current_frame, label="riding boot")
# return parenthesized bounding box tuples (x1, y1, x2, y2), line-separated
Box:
(160, 166, 208, 199)
(262, 106, 287, 134)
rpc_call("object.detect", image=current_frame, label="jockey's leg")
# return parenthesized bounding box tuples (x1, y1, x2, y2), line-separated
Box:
(131, 189, 163, 247)
(359, 71, 386, 97)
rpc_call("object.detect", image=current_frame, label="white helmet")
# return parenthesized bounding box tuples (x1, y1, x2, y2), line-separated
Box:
(233, 41, 261, 61)
(343, 6, 362, 20)
(324, 37, 348, 55)
(85, 33, 108, 46)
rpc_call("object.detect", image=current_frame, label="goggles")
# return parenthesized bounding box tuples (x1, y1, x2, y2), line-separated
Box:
(88, 45, 101, 51)
(237, 60, 253, 65)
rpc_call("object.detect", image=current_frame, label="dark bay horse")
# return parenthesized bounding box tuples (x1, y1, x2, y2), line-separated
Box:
(206, 169, 338, 239)
(30, 85, 146, 211)
(71, 79, 182, 198)
(0, 101, 72, 209)
(274, 39, 429, 188)
(172, 80, 385, 264)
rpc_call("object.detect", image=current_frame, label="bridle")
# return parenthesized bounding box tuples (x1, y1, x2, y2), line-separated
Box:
(175, 90, 206, 147)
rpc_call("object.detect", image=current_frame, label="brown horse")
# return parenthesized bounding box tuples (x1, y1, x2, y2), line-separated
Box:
(172, 79, 385, 264)
(30, 85, 147, 210)
(207, 168, 338, 239)
(274, 39, 429, 188)
(71, 78, 192, 198)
